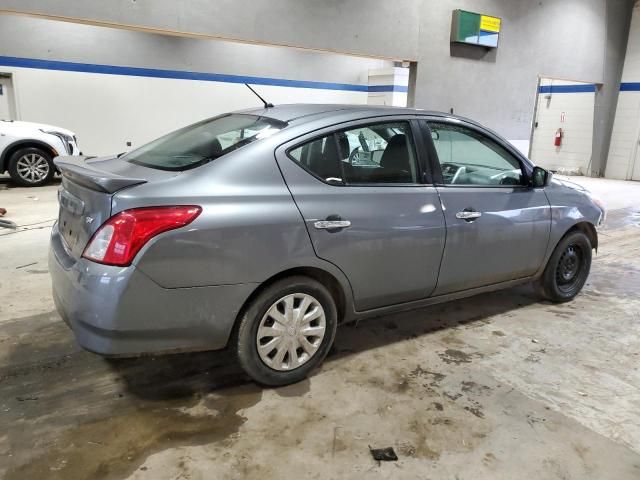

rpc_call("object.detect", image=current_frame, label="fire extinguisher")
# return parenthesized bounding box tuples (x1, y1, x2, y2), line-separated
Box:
(554, 128, 563, 147)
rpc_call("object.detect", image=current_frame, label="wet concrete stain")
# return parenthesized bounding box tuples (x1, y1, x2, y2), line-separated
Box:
(443, 392, 463, 401)
(408, 419, 442, 460)
(441, 332, 467, 346)
(1, 310, 264, 480)
(396, 442, 417, 457)
(4, 386, 262, 480)
(438, 349, 473, 365)
(409, 366, 446, 387)
(396, 378, 410, 393)
(435, 379, 491, 421)
(464, 404, 485, 418)
(460, 381, 491, 394)
(0, 310, 79, 373)
(430, 417, 453, 426)
(407, 404, 490, 461)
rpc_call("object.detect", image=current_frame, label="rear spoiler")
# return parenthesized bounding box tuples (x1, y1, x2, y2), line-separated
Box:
(54, 156, 147, 194)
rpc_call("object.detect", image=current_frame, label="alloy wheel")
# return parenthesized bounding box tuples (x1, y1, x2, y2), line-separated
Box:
(16, 153, 50, 184)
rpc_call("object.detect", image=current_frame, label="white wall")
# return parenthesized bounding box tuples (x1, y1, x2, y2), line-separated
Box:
(606, 2, 640, 180)
(530, 79, 595, 174)
(0, 16, 393, 156)
(3, 67, 368, 156)
(367, 68, 408, 107)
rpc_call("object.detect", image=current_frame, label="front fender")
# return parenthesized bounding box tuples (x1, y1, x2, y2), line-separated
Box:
(537, 182, 601, 275)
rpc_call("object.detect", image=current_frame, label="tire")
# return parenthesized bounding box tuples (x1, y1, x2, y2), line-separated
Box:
(235, 276, 338, 386)
(537, 230, 592, 303)
(8, 147, 55, 187)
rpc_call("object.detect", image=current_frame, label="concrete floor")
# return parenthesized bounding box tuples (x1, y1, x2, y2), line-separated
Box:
(1, 174, 640, 479)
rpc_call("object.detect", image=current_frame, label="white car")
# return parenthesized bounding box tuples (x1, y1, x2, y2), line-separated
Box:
(0, 120, 80, 187)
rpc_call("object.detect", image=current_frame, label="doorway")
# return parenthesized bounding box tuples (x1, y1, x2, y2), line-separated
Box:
(529, 77, 596, 175)
(0, 74, 17, 120)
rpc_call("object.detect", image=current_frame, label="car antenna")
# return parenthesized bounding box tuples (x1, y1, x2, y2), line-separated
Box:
(244, 83, 274, 108)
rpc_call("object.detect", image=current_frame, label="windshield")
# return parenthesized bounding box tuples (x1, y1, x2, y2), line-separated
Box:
(125, 114, 286, 171)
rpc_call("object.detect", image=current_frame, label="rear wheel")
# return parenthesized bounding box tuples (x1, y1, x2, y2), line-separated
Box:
(8, 147, 55, 187)
(537, 230, 592, 302)
(235, 276, 337, 386)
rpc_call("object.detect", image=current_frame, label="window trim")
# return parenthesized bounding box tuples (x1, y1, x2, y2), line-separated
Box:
(422, 118, 533, 189)
(285, 117, 430, 188)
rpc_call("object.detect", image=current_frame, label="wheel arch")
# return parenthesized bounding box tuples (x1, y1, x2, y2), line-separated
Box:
(1, 140, 58, 173)
(567, 221, 598, 252)
(232, 266, 351, 340)
(536, 220, 598, 278)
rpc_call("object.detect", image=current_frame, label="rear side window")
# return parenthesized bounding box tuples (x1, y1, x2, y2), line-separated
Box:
(125, 114, 286, 171)
(289, 135, 343, 184)
(337, 122, 418, 184)
(288, 121, 419, 185)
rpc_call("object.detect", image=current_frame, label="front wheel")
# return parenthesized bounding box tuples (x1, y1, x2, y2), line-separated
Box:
(235, 276, 338, 386)
(537, 230, 592, 302)
(8, 147, 55, 187)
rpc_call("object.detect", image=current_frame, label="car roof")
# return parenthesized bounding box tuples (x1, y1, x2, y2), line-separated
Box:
(236, 103, 475, 126)
(235, 103, 532, 167)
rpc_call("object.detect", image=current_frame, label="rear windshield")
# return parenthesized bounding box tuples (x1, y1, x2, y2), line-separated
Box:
(124, 114, 286, 171)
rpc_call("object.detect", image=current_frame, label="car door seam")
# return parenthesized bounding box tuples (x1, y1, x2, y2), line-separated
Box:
(431, 185, 449, 296)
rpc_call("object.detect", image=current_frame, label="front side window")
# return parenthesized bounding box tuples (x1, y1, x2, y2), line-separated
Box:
(288, 121, 419, 185)
(428, 122, 523, 186)
(125, 114, 286, 171)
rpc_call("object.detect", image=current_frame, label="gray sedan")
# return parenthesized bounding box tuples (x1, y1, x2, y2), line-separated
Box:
(49, 104, 605, 385)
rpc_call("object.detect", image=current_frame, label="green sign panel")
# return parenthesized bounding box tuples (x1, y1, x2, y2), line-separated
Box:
(451, 9, 501, 48)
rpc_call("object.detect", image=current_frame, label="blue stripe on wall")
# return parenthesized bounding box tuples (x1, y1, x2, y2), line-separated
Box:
(367, 84, 409, 93)
(0, 55, 408, 94)
(538, 84, 597, 94)
(620, 82, 640, 91)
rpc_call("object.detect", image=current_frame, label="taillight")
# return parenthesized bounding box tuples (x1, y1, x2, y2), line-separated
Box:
(82, 206, 202, 266)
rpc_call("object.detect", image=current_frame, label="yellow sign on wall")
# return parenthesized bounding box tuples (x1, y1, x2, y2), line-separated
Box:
(480, 15, 501, 33)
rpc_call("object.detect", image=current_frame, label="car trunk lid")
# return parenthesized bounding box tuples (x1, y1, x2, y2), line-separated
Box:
(55, 155, 149, 194)
(54, 155, 175, 258)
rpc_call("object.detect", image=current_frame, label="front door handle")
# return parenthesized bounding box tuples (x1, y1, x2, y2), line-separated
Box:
(314, 220, 352, 230)
(456, 209, 482, 221)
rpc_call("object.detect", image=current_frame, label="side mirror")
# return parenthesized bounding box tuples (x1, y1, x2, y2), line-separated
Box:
(531, 166, 552, 188)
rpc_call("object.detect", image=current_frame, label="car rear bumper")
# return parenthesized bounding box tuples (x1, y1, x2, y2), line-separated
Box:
(49, 224, 257, 357)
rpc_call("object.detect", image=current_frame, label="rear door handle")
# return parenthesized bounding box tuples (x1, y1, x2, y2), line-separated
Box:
(456, 210, 482, 221)
(314, 214, 351, 231)
(314, 220, 351, 230)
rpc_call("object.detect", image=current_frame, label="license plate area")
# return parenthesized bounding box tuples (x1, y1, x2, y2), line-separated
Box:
(58, 189, 85, 250)
(59, 209, 79, 250)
